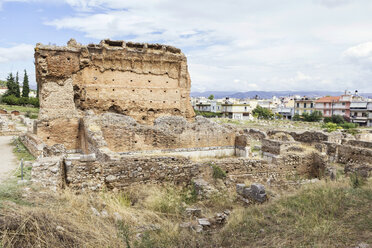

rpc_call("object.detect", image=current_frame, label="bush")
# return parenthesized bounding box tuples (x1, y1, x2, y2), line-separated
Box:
(349, 172, 366, 188)
(27, 97, 39, 108)
(1, 95, 19, 105)
(0, 95, 39, 107)
(293, 113, 301, 121)
(211, 164, 226, 179)
(303, 111, 322, 122)
(194, 110, 222, 118)
(322, 122, 342, 132)
(339, 122, 358, 129)
(253, 106, 274, 119)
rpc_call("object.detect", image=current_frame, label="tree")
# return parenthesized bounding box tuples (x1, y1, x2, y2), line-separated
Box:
(293, 113, 301, 121)
(252, 106, 274, 119)
(208, 94, 214, 100)
(5, 73, 16, 96)
(15, 71, 21, 97)
(22, 70, 30, 98)
(302, 111, 322, 122)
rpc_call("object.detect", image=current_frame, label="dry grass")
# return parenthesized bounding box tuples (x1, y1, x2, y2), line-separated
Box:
(1, 178, 371, 248)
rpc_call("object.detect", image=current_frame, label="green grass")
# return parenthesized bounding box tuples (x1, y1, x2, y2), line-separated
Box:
(0, 104, 39, 115)
(12, 137, 35, 162)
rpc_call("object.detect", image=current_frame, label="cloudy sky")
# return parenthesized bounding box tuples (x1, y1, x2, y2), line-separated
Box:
(1, 0, 372, 93)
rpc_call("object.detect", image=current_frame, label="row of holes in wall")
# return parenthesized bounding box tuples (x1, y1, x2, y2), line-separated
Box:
(85, 99, 180, 104)
(86, 87, 178, 93)
(93, 78, 171, 84)
(93, 68, 172, 76)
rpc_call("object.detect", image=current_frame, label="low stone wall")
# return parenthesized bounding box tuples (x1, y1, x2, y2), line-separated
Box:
(267, 130, 343, 144)
(20, 133, 44, 158)
(31, 156, 64, 191)
(261, 139, 298, 155)
(342, 139, 372, 149)
(64, 155, 200, 191)
(324, 142, 372, 165)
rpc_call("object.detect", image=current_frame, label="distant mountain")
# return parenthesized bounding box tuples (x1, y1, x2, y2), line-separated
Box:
(191, 91, 372, 99)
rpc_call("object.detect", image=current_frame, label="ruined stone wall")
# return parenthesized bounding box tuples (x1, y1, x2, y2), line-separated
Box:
(34, 39, 195, 149)
(82, 113, 236, 154)
(323, 142, 372, 165)
(62, 155, 301, 191)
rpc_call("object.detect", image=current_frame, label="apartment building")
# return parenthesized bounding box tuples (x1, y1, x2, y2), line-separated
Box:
(294, 97, 316, 115)
(221, 102, 255, 120)
(350, 101, 372, 127)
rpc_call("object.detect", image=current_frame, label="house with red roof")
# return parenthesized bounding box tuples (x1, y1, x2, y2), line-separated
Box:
(315, 95, 351, 118)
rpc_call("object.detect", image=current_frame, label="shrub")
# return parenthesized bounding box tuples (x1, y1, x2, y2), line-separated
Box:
(1, 95, 19, 105)
(27, 97, 39, 108)
(293, 113, 301, 121)
(339, 122, 358, 129)
(253, 106, 274, 119)
(322, 122, 342, 132)
(349, 172, 366, 188)
(211, 164, 226, 179)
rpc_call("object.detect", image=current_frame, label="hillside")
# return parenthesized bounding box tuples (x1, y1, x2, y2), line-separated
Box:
(191, 90, 372, 99)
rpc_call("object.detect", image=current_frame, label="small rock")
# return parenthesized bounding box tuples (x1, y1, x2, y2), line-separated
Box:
(91, 207, 100, 216)
(192, 225, 203, 233)
(101, 210, 109, 218)
(105, 175, 117, 182)
(179, 222, 192, 228)
(185, 208, 202, 217)
(113, 212, 123, 221)
(197, 218, 210, 226)
(56, 226, 65, 232)
(236, 184, 245, 195)
(355, 243, 370, 248)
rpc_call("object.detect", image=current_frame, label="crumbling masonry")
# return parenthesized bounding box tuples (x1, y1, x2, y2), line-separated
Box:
(20, 39, 371, 191)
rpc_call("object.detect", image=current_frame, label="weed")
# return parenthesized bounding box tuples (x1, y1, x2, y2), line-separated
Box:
(211, 164, 226, 179)
(349, 172, 366, 188)
(117, 220, 132, 248)
(12, 137, 35, 161)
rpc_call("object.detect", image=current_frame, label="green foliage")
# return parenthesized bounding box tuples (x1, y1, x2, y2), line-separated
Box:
(117, 220, 132, 248)
(252, 106, 274, 119)
(0, 80, 6, 87)
(194, 110, 222, 118)
(211, 164, 226, 179)
(181, 184, 198, 204)
(324, 115, 345, 124)
(12, 137, 35, 162)
(22, 70, 30, 98)
(303, 110, 322, 122)
(349, 172, 366, 189)
(208, 94, 214, 100)
(339, 122, 358, 129)
(322, 122, 342, 132)
(1, 95, 39, 108)
(15, 72, 20, 98)
(1, 95, 19, 105)
(322, 115, 358, 133)
(293, 113, 301, 121)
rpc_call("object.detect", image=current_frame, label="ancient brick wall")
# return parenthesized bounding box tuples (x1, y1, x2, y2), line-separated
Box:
(34, 39, 195, 149)
(82, 113, 235, 153)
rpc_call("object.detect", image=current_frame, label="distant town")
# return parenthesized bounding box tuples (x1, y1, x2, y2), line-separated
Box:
(192, 90, 372, 127)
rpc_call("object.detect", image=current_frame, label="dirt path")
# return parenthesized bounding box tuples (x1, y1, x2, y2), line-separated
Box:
(0, 136, 17, 183)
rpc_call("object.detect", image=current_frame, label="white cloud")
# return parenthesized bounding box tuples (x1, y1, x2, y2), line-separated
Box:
(2, 0, 372, 92)
(343, 42, 372, 69)
(0, 44, 34, 63)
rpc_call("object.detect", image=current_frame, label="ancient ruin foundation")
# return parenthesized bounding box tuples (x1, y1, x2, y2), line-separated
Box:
(22, 39, 371, 192)
(34, 39, 197, 151)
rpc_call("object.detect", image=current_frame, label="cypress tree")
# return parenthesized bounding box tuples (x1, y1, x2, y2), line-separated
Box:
(22, 69, 30, 98)
(6, 73, 16, 96)
(15, 71, 21, 97)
